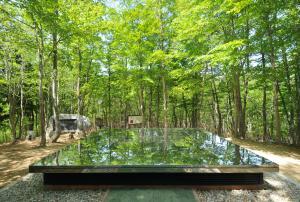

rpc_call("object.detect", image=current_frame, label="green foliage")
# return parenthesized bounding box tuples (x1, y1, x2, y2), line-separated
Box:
(0, 0, 299, 145)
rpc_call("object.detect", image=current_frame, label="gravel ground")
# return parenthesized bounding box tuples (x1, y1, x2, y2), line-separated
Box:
(194, 173, 300, 202)
(0, 173, 299, 202)
(0, 174, 108, 202)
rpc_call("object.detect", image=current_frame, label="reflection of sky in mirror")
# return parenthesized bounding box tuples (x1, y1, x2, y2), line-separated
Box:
(34, 128, 275, 167)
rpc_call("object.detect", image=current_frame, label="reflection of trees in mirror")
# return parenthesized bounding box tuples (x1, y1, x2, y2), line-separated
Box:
(33, 129, 275, 167)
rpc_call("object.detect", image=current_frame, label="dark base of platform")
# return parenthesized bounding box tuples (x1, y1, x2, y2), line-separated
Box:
(43, 172, 263, 188)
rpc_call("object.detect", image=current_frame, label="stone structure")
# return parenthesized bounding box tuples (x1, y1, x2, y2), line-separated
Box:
(46, 114, 91, 139)
(128, 115, 143, 128)
(128, 115, 142, 125)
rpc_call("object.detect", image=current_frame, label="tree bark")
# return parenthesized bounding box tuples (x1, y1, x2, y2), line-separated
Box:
(267, 12, 281, 142)
(295, 53, 300, 145)
(212, 79, 222, 135)
(211, 96, 216, 133)
(233, 68, 243, 138)
(162, 75, 168, 128)
(50, 30, 61, 143)
(156, 81, 160, 127)
(261, 51, 268, 141)
(182, 93, 188, 128)
(172, 98, 177, 127)
(77, 47, 83, 116)
(139, 85, 145, 128)
(241, 59, 249, 139)
(148, 87, 153, 128)
(282, 47, 295, 143)
(19, 59, 24, 139)
(108, 65, 112, 128)
(227, 82, 235, 136)
(4, 53, 17, 143)
(34, 20, 46, 147)
(191, 94, 198, 128)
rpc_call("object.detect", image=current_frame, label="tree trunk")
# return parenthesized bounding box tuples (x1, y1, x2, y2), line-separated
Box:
(50, 30, 61, 143)
(77, 47, 83, 134)
(261, 52, 268, 141)
(267, 13, 281, 142)
(212, 80, 222, 135)
(295, 54, 300, 145)
(19, 59, 24, 139)
(241, 58, 249, 139)
(211, 96, 216, 133)
(35, 22, 46, 147)
(233, 68, 243, 138)
(282, 47, 295, 143)
(240, 15, 250, 139)
(227, 83, 235, 136)
(273, 80, 281, 141)
(148, 87, 153, 128)
(172, 98, 177, 127)
(77, 47, 83, 116)
(124, 101, 128, 128)
(191, 94, 198, 128)
(108, 65, 112, 128)
(156, 81, 160, 127)
(162, 75, 168, 129)
(4, 51, 17, 143)
(9, 96, 17, 143)
(182, 93, 188, 128)
(139, 85, 145, 127)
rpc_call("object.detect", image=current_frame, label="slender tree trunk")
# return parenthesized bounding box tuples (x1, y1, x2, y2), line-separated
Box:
(212, 80, 222, 135)
(156, 81, 160, 127)
(162, 75, 168, 129)
(19, 60, 24, 139)
(77, 47, 83, 116)
(227, 83, 235, 136)
(148, 87, 153, 128)
(108, 65, 112, 128)
(233, 68, 243, 138)
(139, 85, 145, 127)
(273, 80, 281, 141)
(172, 98, 177, 127)
(191, 94, 198, 128)
(267, 14, 281, 142)
(282, 47, 295, 143)
(211, 96, 216, 133)
(295, 54, 300, 145)
(210, 64, 222, 135)
(50, 30, 61, 143)
(4, 53, 17, 143)
(76, 47, 83, 135)
(157, 0, 168, 129)
(241, 59, 249, 139)
(261, 52, 268, 141)
(9, 97, 17, 143)
(124, 101, 128, 128)
(240, 14, 250, 139)
(182, 93, 188, 127)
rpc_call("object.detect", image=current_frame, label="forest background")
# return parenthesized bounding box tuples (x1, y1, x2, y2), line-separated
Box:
(0, 0, 299, 146)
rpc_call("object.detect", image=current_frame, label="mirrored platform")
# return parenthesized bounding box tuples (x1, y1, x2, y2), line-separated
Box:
(29, 128, 279, 187)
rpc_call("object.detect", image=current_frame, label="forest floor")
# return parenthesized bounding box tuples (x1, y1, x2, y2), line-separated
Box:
(0, 134, 80, 188)
(0, 134, 299, 189)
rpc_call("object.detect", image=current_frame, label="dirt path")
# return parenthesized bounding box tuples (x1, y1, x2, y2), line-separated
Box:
(230, 138, 300, 183)
(0, 134, 79, 188)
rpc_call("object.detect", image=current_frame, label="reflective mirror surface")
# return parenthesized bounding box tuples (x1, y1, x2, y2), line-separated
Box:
(32, 128, 276, 167)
